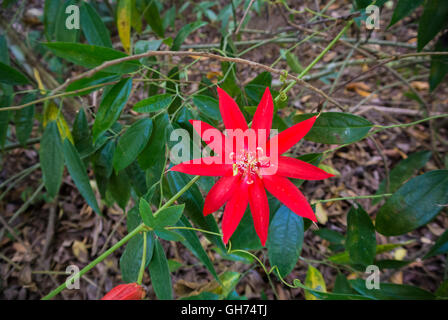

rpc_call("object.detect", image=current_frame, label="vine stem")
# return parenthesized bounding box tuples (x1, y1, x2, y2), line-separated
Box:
(275, 20, 353, 102)
(41, 175, 201, 300)
(313, 193, 392, 204)
(137, 232, 147, 285)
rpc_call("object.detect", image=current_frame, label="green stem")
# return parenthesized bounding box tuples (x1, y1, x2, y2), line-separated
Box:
(137, 232, 147, 285)
(42, 175, 201, 300)
(275, 20, 353, 102)
(313, 193, 392, 204)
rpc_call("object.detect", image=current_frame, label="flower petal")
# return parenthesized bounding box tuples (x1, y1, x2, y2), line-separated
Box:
(170, 156, 232, 176)
(276, 156, 335, 180)
(204, 175, 241, 215)
(222, 181, 249, 244)
(248, 176, 269, 246)
(189, 119, 226, 156)
(217, 87, 248, 131)
(267, 116, 316, 155)
(263, 174, 316, 222)
(251, 87, 274, 133)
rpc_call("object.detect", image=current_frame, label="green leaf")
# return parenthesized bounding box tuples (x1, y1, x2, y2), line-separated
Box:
(267, 205, 304, 278)
(346, 204, 376, 266)
(165, 171, 225, 250)
(138, 112, 169, 169)
(40, 121, 64, 199)
(313, 228, 345, 245)
(66, 73, 121, 96)
(143, 0, 165, 37)
(304, 265, 327, 300)
(285, 51, 303, 73)
(72, 108, 94, 157)
(62, 139, 101, 214)
(192, 95, 220, 120)
(113, 118, 153, 172)
(375, 259, 411, 269)
(375, 170, 448, 236)
(0, 62, 29, 85)
(155, 229, 185, 242)
(154, 204, 185, 228)
(80, 2, 112, 47)
(295, 112, 373, 144)
(333, 274, 355, 294)
(120, 232, 155, 283)
(14, 94, 35, 146)
(92, 78, 133, 141)
(429, 32, 448, 91)
(44, 0, 61, 41)
(148, 239, 172, 300)
(125, 161, 147, 196)
(54, 0, 80, 43)
(388, 0, 424, 28)
(328, 241, 413, 264)
(417, 0, 448, 51)
(139, 198, 155, 227)
(133, 94, 174, 113)
(108, 170, 131, 210)
(43, 42, 141, 74)
(373, 150, 432, 204)
(176, 216, 219, 281)
(424, 229, 448, 259)
(171, 21, 207, 51)
(350, 279, 435, 300)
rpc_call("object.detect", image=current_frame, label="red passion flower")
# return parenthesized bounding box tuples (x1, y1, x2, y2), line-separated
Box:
(101, 283, 145, 300)
(171, 87, 334, 246)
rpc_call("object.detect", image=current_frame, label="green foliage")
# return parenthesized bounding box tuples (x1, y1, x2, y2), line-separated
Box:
(267, 205, 304, 278)
(148, 239, 173, 299)
(375, 170, 448, 236)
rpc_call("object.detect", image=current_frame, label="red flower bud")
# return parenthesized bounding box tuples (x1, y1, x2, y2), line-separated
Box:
(101, 283, 145, 300)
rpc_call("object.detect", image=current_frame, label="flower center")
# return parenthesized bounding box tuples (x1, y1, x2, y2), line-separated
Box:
(231, 147, 271, 184)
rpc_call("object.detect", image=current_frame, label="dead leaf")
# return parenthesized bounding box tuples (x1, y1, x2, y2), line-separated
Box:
(410, 81, 429, 91)
(390, 271, 403, 284)
(315, 202, 328, 225)
(72, 240, 89, 263)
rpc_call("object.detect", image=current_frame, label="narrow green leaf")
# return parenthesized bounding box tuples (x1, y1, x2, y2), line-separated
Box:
(133, 94, 174, 113)
(417, 0, 448, 51)
(44, 0, 61, 41)
(388, 0, 424, 28)
(346, 204, 376, 266)
(267, 205, 304, 278)
(138, 112, 169, 170)
(92, 78, 133, 141)
(171, 21, 207, 51)
(80, 2, 113, 47)
(43, 42, 141, 74)
(54, 0, 80, 43)
(285, 51, 303, 73)
(176, 215, 219, 281)
(0, 62, 29, 85)
(424, 229, 448, 259)
(72, 108, 94, 157)
(376, 170, 448, 236)
(14, 94, 36, 146)
(108, 170, 131, 210)
(155, 229, 185, 242)
(350, 279, 435, 300)
(429, 32, 448, 91)
(40, 121, 64, 199)
(113, 118, 153, 172)
(66, 73, 121, 96)
(62, 139, 101, 214)
(165, 171, 225, 250)
(143, 0, 165, 37)
(148, 239, 172, 300)
(333, 274, 355, 294)
(373, 150, 432, 204)
(120, 232, 155, 283)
